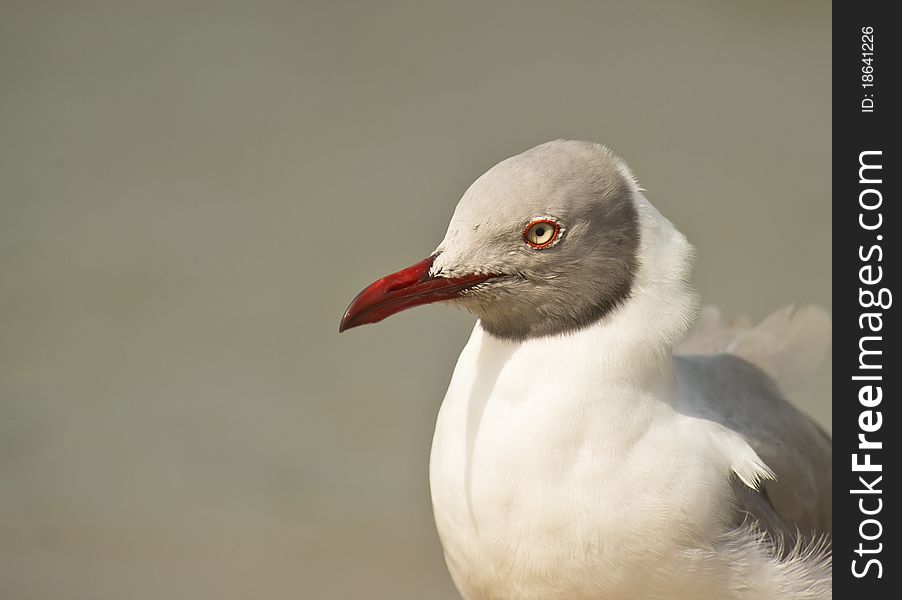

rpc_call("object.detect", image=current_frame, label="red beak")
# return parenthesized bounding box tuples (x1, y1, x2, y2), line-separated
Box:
(339, 255, 491, 332)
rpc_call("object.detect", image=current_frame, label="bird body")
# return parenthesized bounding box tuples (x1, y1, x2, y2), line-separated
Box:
(340, 141, 832, 599)
(430, 194, 829, 599)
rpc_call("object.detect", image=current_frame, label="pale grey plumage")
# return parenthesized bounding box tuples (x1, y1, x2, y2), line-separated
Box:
(675, 353, 832, 545)
(675, 305, 833, 551)
(433, 140, 639, 340)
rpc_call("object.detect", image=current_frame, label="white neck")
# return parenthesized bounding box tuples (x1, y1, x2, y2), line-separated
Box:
(590, 191, 699, 371)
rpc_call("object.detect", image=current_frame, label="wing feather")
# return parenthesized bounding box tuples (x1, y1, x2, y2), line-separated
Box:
(674, 306, 832, 539)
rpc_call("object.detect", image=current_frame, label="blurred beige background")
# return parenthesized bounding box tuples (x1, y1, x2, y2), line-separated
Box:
(1, 2, 830, 599)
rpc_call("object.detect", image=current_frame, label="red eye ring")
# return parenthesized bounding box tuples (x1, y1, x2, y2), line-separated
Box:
(523, 218, 561, 249)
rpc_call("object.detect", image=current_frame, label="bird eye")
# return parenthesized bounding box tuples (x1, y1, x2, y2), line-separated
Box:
(524, 219, 560, 249)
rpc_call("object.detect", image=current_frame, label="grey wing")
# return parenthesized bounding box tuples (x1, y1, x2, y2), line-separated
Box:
(675, 354, 832, 541)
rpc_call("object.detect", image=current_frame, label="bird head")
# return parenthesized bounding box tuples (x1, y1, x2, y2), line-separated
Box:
(339, 140, 642, 340)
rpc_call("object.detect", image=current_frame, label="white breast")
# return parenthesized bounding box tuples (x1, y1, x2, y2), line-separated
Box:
(429, 323, 745, 600)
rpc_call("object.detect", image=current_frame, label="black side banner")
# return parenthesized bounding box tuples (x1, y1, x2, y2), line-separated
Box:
(834, 2, 899, 597)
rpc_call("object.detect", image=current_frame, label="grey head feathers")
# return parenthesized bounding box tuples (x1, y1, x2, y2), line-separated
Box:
(431, 140, 641, 341)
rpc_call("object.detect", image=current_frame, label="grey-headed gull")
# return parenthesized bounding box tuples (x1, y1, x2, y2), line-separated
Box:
(340, 140, 832, 599)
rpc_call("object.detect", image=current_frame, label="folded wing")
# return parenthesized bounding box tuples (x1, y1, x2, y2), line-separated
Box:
(675, 305, 832, 540)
